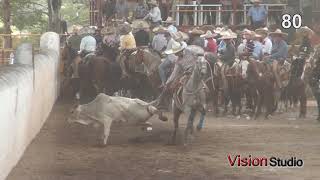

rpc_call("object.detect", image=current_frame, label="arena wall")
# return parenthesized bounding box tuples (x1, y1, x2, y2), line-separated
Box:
(0, 32, 60, 180)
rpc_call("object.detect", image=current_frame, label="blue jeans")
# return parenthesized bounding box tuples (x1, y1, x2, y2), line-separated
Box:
(159, 58, 172, 85)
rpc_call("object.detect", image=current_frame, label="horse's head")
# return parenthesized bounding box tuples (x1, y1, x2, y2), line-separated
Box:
(196, 56, 208, 78)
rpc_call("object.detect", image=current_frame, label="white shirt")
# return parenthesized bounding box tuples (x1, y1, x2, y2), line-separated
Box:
(262, 37, 272, 55)
(147, 7, 162, 23)
(80, 35, 97, 52)
(167, 25, 177, 33)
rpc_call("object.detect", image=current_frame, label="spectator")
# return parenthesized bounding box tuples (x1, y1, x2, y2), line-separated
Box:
(135, 0, 149, 19)
(115, 0, 129, 20)
(221, 0, 232, 25)
(201, 0, 220, 25)
(247, 0, 267, 29)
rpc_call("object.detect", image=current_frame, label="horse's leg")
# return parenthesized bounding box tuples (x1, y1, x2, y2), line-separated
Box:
(255, 90, 263, 119)
(184, 109, 196, 145)
(171, 104, 182, 145)
(197, 108, 206, 131)
(299, 86, 307, 118)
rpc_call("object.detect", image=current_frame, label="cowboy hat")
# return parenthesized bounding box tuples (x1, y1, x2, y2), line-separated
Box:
(78, 26, 95, 35)
(241, 28, 252, 35)
(213, 27, 224, 34)
(152, 26, 168, 34)
(296, 26, 314, 36)
(131, 20, 150, 29)
(148, 0, 158, 6)
(164, 40, 187, 55)
(251, 0, 261, 3)
(255, 27, 269, 35)
(219, 30, 237, 40)
(163, 17, 176, 24)
(189, 27, 204, 35)
(251, 32, 262, 39)
(118, 23, 132, 35)
(269, 29, 288, 37)
(101, 27, 115, 35)
(200, 30, 217, 39)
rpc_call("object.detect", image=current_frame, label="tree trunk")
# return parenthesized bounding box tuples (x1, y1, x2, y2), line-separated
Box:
(2, 0, 12, 49)
(48, 0, 61, 33)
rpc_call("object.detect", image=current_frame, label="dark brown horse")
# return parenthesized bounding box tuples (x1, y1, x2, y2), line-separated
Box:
(246, 60, 276, 119)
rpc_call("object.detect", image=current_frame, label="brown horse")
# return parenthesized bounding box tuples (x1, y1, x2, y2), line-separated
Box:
(246, 60, 276, 119)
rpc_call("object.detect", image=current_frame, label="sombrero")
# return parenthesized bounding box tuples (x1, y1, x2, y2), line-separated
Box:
(296, 26, 314, 36)
(189, 27, 204, 35)
(255, 27, 269, 35)
(251, 0, 261, 3)
(171, 31, 188, 42)
(214, 27, 224, 34)
(101, 27, 115, 35)
(164, 40, 187, 55)
(148, 0, 158, 6)
(152, 26, 168, 34)
(269, 29, 288, 37)
(118, 23, 132, 35)
(163, 17, 176, 24)
(219, 30, 237, 40)
(131, 20, 150, 29)
(200, 30, 217, 39)
(78, 26, 95, 35)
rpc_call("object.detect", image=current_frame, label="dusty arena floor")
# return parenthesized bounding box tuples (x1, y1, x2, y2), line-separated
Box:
(7, 100, 320, 180)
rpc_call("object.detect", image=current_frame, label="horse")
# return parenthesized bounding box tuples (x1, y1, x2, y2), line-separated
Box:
(246, 60, 276, 119)
(171, 56, 208, 145)
(308, 48, 320, 121)
(281, 54, 307, 118)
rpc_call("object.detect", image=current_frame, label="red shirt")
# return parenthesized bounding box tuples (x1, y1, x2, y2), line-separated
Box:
(206, 38, 218, 54)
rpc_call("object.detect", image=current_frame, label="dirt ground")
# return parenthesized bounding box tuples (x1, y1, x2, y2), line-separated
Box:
(7, 100, 320, 180)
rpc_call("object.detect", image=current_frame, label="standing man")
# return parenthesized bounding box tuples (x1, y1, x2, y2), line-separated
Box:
(135, 0, 149, 19)
(144, 0, 162, 28)
(247, 0, 267, 29)
(115, 0, 129, 20)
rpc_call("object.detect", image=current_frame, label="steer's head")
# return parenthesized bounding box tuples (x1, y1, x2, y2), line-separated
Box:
(67, 104, 94, 125)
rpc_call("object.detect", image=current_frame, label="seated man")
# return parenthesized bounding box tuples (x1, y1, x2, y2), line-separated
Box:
(144, 0, 162, 28)
(79, 29, 97, 60)
(255, 27, 272, 56)
(133, 21, 150, 47)
(158, 32, 187, 87)
(118, 23, 137, 78)
(218, 31, 237, 91)
(152, 26, 169, 55)
(266, 29, 289, 89)
(163, 17, 177, 34)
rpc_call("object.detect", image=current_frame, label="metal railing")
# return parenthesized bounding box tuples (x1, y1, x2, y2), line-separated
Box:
(174, 3, 287, 27)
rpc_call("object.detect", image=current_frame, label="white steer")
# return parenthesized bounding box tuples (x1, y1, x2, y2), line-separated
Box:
(68, 93, 167, 145)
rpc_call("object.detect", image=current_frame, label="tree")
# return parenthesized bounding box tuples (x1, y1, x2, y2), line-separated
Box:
(48, 0, 62, 33)
(2, 0, 12, 48)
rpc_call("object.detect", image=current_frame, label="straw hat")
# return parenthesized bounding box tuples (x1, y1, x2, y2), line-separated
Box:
(200, 30, 217, 39)
(164, 40, 187, 55)
(255, 27, 269, 35)
(148, 0, 158, 6)
(78, 26, 95, 35)
(219, 30, 237, 40)
(213, 27, 224, 34)
(296, 26, 314, 36)
(163, 17, 176, 24)
(152, 26, 168, 34)
(251, 0, 261, 3)
(189, 27, 204, 35)
(170, 31, 188, 42)
(269, 29, 288, 37)
(131, 20, 150, 29)
(101, 27, 115, 35)
(251, 32, 262, 39)
(118, 23, 132, 35)
(72, 25, 80, 33)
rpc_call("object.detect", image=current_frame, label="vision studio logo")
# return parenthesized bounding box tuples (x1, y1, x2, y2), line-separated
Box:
(227, 155, 304, 168)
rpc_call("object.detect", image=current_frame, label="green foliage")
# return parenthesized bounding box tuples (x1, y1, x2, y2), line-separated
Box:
(61, 0, 90, 27)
